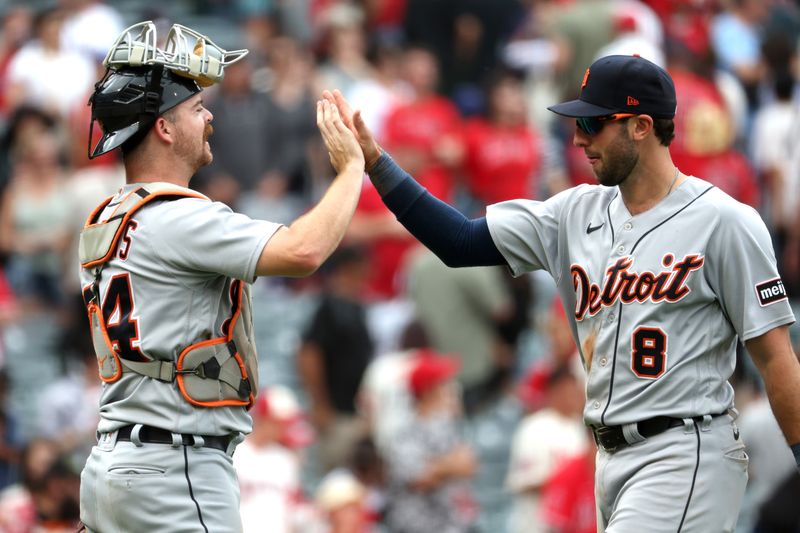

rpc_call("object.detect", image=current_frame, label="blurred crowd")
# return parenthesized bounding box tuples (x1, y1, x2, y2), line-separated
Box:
(0, 0, 798, 531)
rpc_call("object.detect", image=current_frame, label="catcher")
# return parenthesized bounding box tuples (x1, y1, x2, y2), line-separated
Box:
(77, 22, 363, 532)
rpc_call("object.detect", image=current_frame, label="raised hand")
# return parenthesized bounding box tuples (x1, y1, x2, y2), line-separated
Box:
(325, 90, 383, 170)
(317, 90, 365, 174)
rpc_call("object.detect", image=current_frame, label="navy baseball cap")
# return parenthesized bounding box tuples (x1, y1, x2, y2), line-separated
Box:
(548, 55, 676, 119)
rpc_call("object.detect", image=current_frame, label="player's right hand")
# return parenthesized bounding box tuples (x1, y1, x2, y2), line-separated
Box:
(327, 90, 383, 170)
(317, 90, 365, 174)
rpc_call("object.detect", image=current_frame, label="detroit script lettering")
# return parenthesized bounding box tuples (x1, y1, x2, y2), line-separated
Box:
(571, 254, 705, 320)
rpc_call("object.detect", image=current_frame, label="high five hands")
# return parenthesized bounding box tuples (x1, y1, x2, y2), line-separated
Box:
(322, 90, 383, 170)
(316, 90, 365, 174)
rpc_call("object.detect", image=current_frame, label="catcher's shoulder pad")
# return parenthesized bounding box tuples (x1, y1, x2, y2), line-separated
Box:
(79, 182, 208, 268)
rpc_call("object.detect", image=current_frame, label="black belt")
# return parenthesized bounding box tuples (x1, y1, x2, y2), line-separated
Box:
(592, 412, 728, 453)
(115, 425, 231, 453)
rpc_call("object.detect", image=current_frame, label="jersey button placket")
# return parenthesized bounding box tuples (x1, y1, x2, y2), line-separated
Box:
(623, 222, 633, 231)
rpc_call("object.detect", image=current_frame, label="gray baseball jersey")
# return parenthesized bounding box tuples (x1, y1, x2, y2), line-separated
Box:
(486, 176, 794, 427)
(78, 183, 280, 436)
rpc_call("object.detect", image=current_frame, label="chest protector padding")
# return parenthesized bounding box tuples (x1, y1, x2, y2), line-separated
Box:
(79, 183, 259, 408)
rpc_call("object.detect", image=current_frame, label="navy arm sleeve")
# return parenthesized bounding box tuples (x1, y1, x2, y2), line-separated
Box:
(368, 153, 507, 268)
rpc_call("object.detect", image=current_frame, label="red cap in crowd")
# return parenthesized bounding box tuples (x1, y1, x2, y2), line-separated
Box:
(614, 13, 638, 33)
(408, 349, 460, 399)
(252, 386, 315, 448)
(517, 363, 551, 412)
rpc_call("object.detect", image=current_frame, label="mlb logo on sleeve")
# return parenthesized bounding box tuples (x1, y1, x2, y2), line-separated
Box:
(755, 278, 788, 307)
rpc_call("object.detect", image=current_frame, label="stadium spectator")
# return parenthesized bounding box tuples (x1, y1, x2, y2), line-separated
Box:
(549, 0, 615, 100)
(404, 246, 513, 413)
(316, 3, 373, 100)
(736, 386, 798, 532)
(34, 300, 99, 461)
(202, 57, 272, 195)
(4, 7, 94, 118)
(506, 364, 588, 533)
(595, 8, 665, 67)
(667, 39, 760, 207)
(263, 36, 323, 198)
(751, 70, 800, 290)
(538, 432, 597, 533)
(753, 470, 800, 533)
(0, 107, 72, 308)
(298, 245, 373, 471)
(461, 70, 543, 208)
(710, 0, 769, 112)
(235, 386, 315, 533)
(345, 42, 409, 143)
(384, 351, 477, 533)
(358, 320, 429, 456)
(0, 438, 60, 532)
(0, 371, 20, 491)
(347, 46, 462, 301)
(0, 7, 32, 118)
(314, 468, 374, 533)
(58, 0, 123, 64)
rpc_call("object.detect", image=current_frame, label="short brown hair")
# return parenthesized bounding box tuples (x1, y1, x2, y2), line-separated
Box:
(653, 118, 675, 146)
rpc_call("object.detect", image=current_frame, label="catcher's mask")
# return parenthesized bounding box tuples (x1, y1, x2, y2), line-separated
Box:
(88, 21, 248, 159)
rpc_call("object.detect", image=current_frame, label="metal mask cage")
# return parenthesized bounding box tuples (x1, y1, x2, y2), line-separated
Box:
(103, 21, 248, 87)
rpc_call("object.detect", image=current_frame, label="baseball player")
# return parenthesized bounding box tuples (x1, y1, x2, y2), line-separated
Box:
(77, 22, 364, 532)
(330, 55, 800, 532)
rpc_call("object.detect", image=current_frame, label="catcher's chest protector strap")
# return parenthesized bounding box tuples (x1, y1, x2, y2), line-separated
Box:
(80, 183, 259, 408)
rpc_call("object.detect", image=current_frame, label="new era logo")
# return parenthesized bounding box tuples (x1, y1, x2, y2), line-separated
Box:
(755, 278, 788, 307)
(627, 96, 640, 106)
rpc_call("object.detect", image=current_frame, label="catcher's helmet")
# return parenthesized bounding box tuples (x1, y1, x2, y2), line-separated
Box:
(88, 21, 247, 159)
(88, 66, 201, 158)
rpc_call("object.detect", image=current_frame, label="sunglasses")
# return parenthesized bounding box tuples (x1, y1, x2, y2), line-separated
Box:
(576, 113, 637, 136)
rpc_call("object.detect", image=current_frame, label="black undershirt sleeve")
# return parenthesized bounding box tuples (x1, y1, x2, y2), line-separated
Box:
(368, 154, 507, 268)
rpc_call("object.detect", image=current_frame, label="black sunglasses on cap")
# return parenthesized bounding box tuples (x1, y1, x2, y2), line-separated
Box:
(576, 113, 637, 136)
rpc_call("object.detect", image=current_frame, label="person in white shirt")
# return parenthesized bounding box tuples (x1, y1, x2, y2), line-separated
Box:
(506, 364, 588, 533)
(5, 7, 95, 117)
(234, 386, 315, 533)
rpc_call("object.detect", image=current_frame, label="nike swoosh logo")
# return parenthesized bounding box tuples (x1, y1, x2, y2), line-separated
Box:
(586, 222, 605, 234)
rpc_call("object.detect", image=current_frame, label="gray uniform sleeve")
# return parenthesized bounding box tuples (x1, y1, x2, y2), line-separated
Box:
(485, 186, 578, 278)
(148, 198, 281, 283)
(706, 197, 795, 341)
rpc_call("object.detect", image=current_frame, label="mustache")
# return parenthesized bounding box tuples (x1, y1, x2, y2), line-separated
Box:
(204, 124, 214, 140)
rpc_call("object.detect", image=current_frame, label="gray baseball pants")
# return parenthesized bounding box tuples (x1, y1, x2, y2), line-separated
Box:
(596, 412, 748, 532)
(80, 427, 242, 532)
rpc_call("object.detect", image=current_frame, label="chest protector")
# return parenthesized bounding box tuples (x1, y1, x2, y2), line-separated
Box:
(79, 183, 259, 408)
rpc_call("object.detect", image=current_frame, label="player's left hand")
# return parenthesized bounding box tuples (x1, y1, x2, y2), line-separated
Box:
(326, 90, 383, 170)
(317, 90, 364, 174)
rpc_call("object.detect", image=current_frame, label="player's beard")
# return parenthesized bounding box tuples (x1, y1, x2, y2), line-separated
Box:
(594, 128, 639, 187)
(174, 123, 213, 172)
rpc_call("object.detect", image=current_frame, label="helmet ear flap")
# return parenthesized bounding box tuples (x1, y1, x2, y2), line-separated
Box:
(87, 68, 112, 159)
